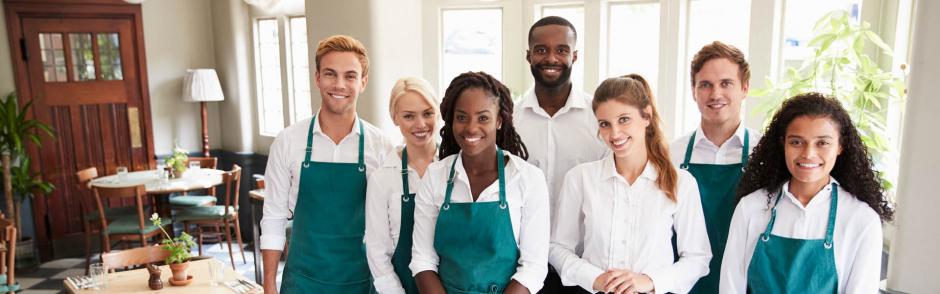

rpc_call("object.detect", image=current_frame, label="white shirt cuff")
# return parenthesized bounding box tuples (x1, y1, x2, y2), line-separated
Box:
(512, 269, 545, 293)
(644, 267, 673, 294)
(408, 258, 437, 277)
(373, 273, 405, 294)
(577, 265, 604, 292)
(259, 234, 286, 251)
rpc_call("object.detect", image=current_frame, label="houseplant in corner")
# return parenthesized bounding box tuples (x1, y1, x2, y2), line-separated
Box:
(150, 213, 196, 285)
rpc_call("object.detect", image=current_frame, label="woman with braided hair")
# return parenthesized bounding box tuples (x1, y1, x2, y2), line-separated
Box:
(720, 92, 893, 293)
(410, 71, 550, 294)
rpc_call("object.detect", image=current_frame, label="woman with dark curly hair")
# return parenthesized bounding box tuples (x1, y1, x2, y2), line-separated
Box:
(719, 92, 893, 293)
(410, 72, 550, 294)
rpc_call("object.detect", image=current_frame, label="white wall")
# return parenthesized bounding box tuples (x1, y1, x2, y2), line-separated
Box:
(212, 0, 256, 154)
(142, 0, 222, 155)
(886, 0, 940, 292)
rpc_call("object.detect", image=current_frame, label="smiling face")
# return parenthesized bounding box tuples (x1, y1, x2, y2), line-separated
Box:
(452, 87, 501, 157)
(527, 24, 577, 88)
(315, 51, 368, 116)
(595, 99, 650, 158)
(693, 57, 748, 127)
(784, 115, 843, 188)
(393, 91, 437, 147)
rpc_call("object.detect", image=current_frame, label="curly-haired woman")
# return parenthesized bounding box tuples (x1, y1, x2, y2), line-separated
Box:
(720, 92, 894, 293)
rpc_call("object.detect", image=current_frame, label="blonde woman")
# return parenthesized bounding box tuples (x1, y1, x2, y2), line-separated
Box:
(365, 77, 440, 294)
(550, 74, 711, 294)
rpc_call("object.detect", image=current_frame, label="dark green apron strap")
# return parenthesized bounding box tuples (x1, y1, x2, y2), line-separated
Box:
(761, 189, 786, 241)
(402, 147, 410, 196)
(443, 156, 459, 210)
(741, 129, 750, 166)
(305, 115, 317, 163)
(680, 131, 697, 169)
(358, 119, 365, 172)
(824, 183, 838, 248)
(496, 148, 507, 208)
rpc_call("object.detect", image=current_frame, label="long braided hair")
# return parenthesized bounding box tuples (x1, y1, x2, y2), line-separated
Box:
(438, 71, 529, 160)
(737, 92, 894, 222)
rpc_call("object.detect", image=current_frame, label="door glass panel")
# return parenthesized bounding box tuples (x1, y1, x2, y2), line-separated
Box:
(39, 33, 66, 82)
(441, 9, 502, 92)
(97, 33, 123, 80)
(608, 2, 661, 91)
(69, 33, 96, 81)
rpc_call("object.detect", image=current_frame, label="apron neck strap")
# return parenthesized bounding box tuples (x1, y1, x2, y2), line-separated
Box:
(762, 182, 839, 246)
(401, 147, 410, 195)
(304, 115, 366, 171)
(357, 119, 365, 172)
(304, 115, 317, 162)
(442, 147, 507, 207)
(741, 129, 750, 165)
(680, 131, 697, 169)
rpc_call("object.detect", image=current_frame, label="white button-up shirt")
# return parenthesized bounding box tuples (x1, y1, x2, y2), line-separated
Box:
(514, 86, 608, 227)
(410, 151, 550, 292)
(550, 155, 711, 293)
(365, 147, 437, 294)
(260, 113, 393, 251)
(719, 179, 883, 293)
(670, 124, 762, 166)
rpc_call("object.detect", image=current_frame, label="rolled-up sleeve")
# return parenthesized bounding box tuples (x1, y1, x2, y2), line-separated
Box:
(645, 173, 711, 293)
(260, 132, 291, 251)
(512, 167, 550, 292)
(550, 168, 604, 292)
(409, 170, 441, 276)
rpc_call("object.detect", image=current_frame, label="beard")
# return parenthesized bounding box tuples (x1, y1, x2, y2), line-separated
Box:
(530, 63, 572, 88)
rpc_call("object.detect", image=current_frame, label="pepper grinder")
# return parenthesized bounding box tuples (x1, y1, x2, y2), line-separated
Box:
(147, 264, 164, 290)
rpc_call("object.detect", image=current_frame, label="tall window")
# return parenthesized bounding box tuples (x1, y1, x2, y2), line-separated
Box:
(440, 8, 502, 91)
(540, 5, 585, 87)
(679, 0, 752, 134)
(255, 16, 310, 136)
(780, 0, 860, 70)
(607, 1, 661, 91)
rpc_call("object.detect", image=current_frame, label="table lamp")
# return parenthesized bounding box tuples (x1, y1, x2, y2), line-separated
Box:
(182, 69, 224, 157)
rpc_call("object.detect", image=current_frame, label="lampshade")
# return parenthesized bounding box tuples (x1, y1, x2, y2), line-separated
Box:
(182, 69, 224, 102)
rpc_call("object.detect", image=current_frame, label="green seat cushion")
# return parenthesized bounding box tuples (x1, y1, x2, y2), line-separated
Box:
(174, 205, 238, 222)
(105, 215, 167, 235)
(85, 205, 149, 221)
(169, 195, 216, 207)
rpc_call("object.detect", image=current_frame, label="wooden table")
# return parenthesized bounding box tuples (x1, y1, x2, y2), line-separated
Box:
(64, 259, 260, 293)
(89, 168, 225, 217)
(248, 189, 265, 283)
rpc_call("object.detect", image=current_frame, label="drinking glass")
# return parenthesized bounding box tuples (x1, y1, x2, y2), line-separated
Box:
(208, 259, 224, 286)
(89, 262, 108, 289)
(116, 166, 128, 182)
(188, 160, 201, 171)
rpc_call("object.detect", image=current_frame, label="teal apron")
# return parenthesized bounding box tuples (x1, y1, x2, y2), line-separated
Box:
(433, 149, 519, 294)
(746, 183, 839, 293)
(280, 116, 374, 293)
(679, 130, 749, 294)
(391, 147, 419, 294)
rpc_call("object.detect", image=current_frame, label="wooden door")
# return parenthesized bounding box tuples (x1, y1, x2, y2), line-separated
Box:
(4, 0, 154, 260)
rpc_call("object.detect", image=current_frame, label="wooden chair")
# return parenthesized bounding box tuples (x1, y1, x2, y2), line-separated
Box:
(75, 167, 139, 274)
(0, 218, 17, 293)
(100, 245, 170, 272)
(92, 184, 168, 253)
(168, 156, 219, 207)
(175, 164, 244, 269)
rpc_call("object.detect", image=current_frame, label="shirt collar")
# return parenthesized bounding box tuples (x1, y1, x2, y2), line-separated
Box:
(521, 84, 589, 112)
(450, 149, 523, 183)
(693, 123, 747, 148)
(600, 153, 659, 182)
(780, 177, 840, 208)
(311, 109, 362, 136)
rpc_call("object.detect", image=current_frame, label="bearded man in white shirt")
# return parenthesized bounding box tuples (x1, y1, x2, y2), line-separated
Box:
(514, 15, 608, 294)
(260, 35, 393, 294)
(668, 41, 762, 294)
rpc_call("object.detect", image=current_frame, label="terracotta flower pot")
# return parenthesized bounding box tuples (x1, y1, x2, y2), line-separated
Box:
(168, 261, 190, 281)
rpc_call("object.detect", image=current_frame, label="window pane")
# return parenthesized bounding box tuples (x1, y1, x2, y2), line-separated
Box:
(257, 18, 284, 135)
(97, 33, 123, 80)
(680, 0, 751, 133)
(69, 33, 96, 81)
(39, 33, 67, 82)
(290, 17, 312, 121)
(441, 9, 502, 91)
(782, 0, 860, 68)
(541, 5, 585, 86)
(607, 2, 660, 91)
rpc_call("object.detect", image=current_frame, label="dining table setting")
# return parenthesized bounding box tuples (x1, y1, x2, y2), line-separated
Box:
(64, 258, 261, 293)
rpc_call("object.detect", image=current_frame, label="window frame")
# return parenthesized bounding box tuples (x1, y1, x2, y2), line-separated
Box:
(252, 14, 309, 137)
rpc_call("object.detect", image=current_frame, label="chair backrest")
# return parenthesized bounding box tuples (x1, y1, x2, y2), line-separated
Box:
(101, 245, 170, 271)
(75, 167, 99, 216)
(186, 157, 218, 169)
(221, 164, 242, 213)
(92, 185, 149, 231)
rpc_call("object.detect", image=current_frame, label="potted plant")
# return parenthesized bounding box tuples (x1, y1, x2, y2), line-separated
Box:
(164, 147, 189, 179)
(0, 92, 55, 267)
(150, 214, 196, 283)
(752, 10, 906, 191)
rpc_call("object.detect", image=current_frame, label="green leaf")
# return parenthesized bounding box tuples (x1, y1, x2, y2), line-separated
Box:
(865, 31, 894, 54)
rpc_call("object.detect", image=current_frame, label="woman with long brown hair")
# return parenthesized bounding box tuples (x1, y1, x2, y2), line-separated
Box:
(549, 74, 711, 294)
